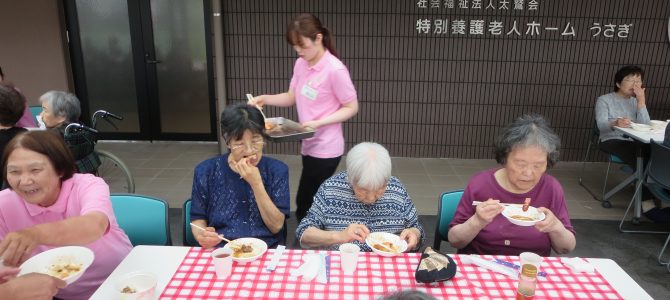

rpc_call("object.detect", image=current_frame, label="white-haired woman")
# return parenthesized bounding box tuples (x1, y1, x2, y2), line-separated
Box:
(296, 142, 424, 251)
(38, 90, 81, 129)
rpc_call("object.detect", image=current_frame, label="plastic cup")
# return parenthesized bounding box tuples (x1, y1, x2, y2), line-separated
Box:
(519, 252, 543, 273)
(339, 243, 360, 275)
(212, 248, 233, 279)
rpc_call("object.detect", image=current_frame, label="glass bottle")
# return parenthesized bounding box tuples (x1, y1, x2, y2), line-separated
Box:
(516, 263, 537, 300)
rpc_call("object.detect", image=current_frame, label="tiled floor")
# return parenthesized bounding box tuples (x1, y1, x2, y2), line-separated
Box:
(97, 141, 641, 221)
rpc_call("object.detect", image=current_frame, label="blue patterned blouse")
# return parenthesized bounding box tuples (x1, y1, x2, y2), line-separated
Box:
(190, 154, 290, 248)
(296, 171, 425, 251)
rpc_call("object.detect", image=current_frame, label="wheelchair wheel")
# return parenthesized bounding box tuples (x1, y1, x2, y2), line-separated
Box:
(95, 149, 135, 193)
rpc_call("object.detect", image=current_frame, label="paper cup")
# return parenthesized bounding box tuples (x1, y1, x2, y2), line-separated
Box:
(339, 243, 360, 275)
(519, 252, 543, 273)
(212, 248, 233, 279)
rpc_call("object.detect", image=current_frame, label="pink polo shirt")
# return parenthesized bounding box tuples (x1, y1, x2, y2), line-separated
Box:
(0, 174, 132, 299)
(289, 50, 357, 158)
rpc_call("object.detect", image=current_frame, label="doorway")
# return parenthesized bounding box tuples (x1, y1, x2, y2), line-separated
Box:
(65, 0, 216, 140)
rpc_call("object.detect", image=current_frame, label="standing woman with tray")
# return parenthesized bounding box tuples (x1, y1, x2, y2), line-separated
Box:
(250, 13, 359, 222)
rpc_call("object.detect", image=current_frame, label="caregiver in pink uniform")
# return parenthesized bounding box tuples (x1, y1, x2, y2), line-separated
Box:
(250, 13, 359, 222)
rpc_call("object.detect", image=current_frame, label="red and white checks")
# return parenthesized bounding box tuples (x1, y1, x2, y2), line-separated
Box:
(160, 248, 622, 300)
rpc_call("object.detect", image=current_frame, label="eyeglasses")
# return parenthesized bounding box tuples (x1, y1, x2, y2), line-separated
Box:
(623, 79, 642, 84)
(229, 139, 264, 152)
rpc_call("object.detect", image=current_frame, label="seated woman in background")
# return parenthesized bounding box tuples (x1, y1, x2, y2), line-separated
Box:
(38, 90, 81, 130)
(448, 115, 575, 256)
(0, 131, 132, 299)
(190, 104, 289, 249)
(0, 83, 27, 184)
(595, 65, 651, 168)
(296, 142, 424, 251)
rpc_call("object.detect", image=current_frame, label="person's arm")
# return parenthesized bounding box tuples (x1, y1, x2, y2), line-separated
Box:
(189, 164, 224, 249)
(301, 99, 358, 130)
(232, 158, 285, 233)
(448, 199, 504, 249)
(301, 224, 370, 248)
(535, 208, 576, 254)
(0, 273, 66, 300)
(397, 185, 425, 250)
(250, 90, 296, 108)
(0, 212, 108, 266)
(594, 96, 617, 134)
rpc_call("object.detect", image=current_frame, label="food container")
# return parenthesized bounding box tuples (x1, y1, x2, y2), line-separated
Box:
(365, 232, 408, 257)
(18, 246, 95, 285)
(264, 117, 315, 142)
(114, 271, 157, 300)
(222, 237, 268, 263)
(502, 205, 546, 226)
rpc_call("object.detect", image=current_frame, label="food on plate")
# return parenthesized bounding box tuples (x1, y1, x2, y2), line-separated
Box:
(373, 241, 400, 253)
(511, 215, 536, 222)
(231, 243, 257, 258)
(121, 286, 137, 294)
(264, 122, 277, 130)
(418, 247, 450, 272)
(522, 197, 531, 212)
(46, 261, 82, 279)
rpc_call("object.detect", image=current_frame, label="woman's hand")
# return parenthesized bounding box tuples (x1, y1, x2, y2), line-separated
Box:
(473, 198, 505, 226)
(336, 224, 370, 244)
(233, 157, 262, 186)
(399, 228, 421, 251)
(534, 207, 566, 233)
(0, 273, 65, 300)
(0, 267, 20, 284)
(301, 120, 321, 130)
(247, 95, 266, 108)
(195, 226, 222, 250)
(633, 85, 646, 106)
(613, 117, 632, 128)
(0, 229, 41, 266)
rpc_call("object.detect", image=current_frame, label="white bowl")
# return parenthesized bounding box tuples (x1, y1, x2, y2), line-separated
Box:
(365, 232, 408, 257)
(630, 123, 652, 132)
(222, 237, 268, 263)
(650, 120, 667, 129)
(114, 271, 157, 300)
(502, 205, 546, 226)
(18, 246, 94, 285)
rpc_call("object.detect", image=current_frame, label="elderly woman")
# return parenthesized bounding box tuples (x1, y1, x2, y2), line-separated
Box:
(0, 131, 132, 299)
(448, 115, 575, 256)
(190, 103, 289, 249)
(296, 142, 424, 251)
(38, 90, 81, 129)
(595, 65, 651, 168)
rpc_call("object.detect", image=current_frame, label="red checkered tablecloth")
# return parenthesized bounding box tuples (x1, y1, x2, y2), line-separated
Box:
(159, 248, 622, 300)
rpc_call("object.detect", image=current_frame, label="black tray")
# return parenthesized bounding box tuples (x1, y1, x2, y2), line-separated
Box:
(264, 117, 315, 142)
(415, 247, 457, 283)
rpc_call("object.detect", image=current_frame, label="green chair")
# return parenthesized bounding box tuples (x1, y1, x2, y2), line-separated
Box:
(110, 194, 172, 246)
(183, 199, 197, 246)
(29, 105, 42, 125)
(433, 190, 463, 251)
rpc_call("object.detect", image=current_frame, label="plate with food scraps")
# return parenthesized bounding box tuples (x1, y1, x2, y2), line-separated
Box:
(365, 232, 408, 257)
(630, 123, 652, 132)
(221, 237, 268, 263)
(264, 117, 315, 142)
(18, 246, 94, 285)
(502, 205, 546, 226)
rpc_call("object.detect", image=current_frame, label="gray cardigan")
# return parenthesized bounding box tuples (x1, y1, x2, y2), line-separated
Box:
(594, 92, 650, 142)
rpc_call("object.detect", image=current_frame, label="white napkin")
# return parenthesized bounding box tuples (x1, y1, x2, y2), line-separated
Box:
(290, 254, 325, 282)
(561, 257, 595, 273)
(462, 255, 518, 278)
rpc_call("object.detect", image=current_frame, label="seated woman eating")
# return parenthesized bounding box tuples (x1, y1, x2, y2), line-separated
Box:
(296, 142, 424, 251)
(448, 115, 575, 256)
(190, 104, 289, 249)
(0, 131, 132, 299)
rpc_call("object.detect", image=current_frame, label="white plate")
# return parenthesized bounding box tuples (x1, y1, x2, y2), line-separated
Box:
(502, 205, 546, 226)
(18, 246, 94, 285)
(630, 123, 652, 132)
(365, 232, 408, 257)
(222, 237, 268, 263)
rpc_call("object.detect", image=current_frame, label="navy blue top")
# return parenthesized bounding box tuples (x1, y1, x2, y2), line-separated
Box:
(190, 154, 290, 248)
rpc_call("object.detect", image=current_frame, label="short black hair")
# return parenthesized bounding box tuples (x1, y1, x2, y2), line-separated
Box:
(0, 66, 4, 79)
(0, 83, 25, 126)
(494, 114, 561, 169)
(219, 103, 267, 143)
(614, 65, 644, 92)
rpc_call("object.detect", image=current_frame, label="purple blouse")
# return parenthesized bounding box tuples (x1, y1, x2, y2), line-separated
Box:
(449, 168, 575, 256)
